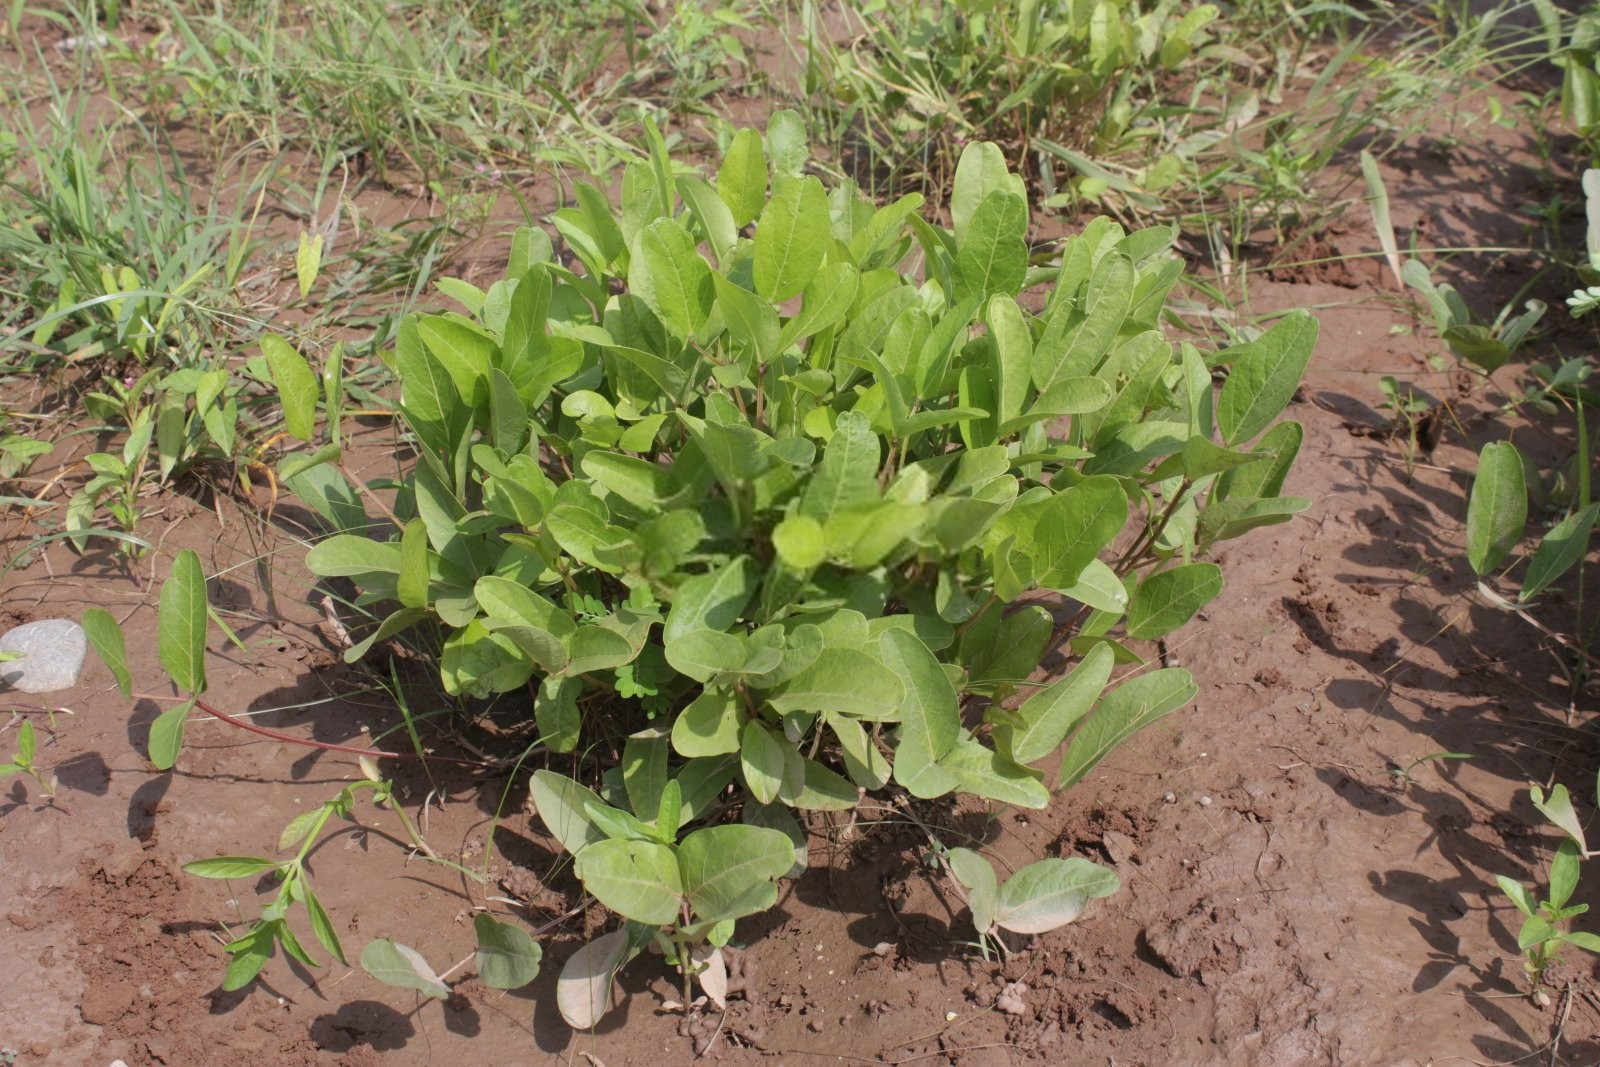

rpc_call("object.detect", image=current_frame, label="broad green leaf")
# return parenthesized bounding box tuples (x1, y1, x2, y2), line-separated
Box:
(1197, 494, 1311, 546)
(829, 713, 891, 789)
(676, 175, 737, 264)
(488, 368, 528, 454)
(1550, 839, 1581, 910)
(362, 939, 450, 999)
(1496, 875, 1537, 918)
(1001, 643, 1115, 764)
(767, 648, 905, 719)
(1032, 253, 1133, 394)
(396, 519, 429, 610)
(717, 128, 767, 226)
(740, 720, 788, 804)
(1058, 558, 1127, 614)
(220, 927, 273, 991)
(995, 858, 1120, 934)
(790, 759, 858, 810)
(675, 755, 741, 826)
(964, 604, 1052, 686)
(665, 628, 750, 681)
(1214, 420, 1302, 501)
(712, 274, 779, 364)
(183, 855, 279, 879)
(416, 314, 494, 408)
(535, 677, 582, 753)
(1531, 783, 1588, 852)
(1058, 668, 1197, 788)
(580, 451, 676, 513)
(1518, 914, 1558, 951)
(1521, 502, 1597, 600)
(956, 191, 1027, 299)
(629, 218, 714, 340)
(474, 914, 542, 990)
(677, 824, 795, 922)
(261, 334, 318, 443)
(773, 514, 826, 569)
(664, 556, 759, 643)
(987, 294, 1032, 428)
(622, 729, 670, 823)
(556, 929, 631, 1030)
(938, 737, 1050, 808)
(1466, 441, 1527, 576)
(952, 142, 1024, 246)
(1000, 378, 1114, 435)
(1148, 436, 1261, 484)
(672, 689, 743, 757)
(946, 847, 999, 935)
(1126, 563, 1223, 639)
(475, 577, 575, 672)
(574, 839, 683, 924)
(1215, 311, 1318, 445)
(159, 549, 207, 694)
(566, 610, 652, 675)
(1009, 477, 1128, 593)
(743, 802, 809, 877)
(799, 411, 879, 522)
(150, 703, 192, 771)
(776, 262, 860, 352)
(881, 628, 960, 798)
(766, 109, 808, 177)
(755, 175, 830, 302)
(82, 607, 131, 698)
(531, 770, 608, 855)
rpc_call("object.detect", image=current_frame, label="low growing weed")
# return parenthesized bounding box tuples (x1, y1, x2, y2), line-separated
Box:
(1498, 777, 1600, 996)
(95, 119, 1318, 1030)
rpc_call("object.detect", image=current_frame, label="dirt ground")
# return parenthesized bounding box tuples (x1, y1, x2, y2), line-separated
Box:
(4, 25, 1600, 1067)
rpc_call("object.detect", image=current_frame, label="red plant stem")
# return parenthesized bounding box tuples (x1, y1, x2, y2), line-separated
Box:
(192, 698, 488, 768)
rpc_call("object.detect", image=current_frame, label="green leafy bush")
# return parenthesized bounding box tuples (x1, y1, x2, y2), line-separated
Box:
(152, 116, 1315, 1025)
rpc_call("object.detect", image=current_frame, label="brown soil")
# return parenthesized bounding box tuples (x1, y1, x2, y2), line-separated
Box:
(4, 22, 1600, 1067)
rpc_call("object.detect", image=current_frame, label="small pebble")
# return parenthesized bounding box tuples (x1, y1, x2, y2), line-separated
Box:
(1199, 795, 1213, 807)
(1163, 792, 1176, 804)
(0, 618, 88, 693)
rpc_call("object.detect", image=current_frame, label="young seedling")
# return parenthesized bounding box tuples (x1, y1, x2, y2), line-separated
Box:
(1497, 779, 1600, 1000)
(1384, 750, 1471, 789)
(941, 845, 1119, 960)
(529, 765, 796, 1026)
(187, 759, 478, 992)
(0, 718, 56, 799)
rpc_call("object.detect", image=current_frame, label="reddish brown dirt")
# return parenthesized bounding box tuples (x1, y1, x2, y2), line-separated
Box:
(4, 30, 1600, 1067)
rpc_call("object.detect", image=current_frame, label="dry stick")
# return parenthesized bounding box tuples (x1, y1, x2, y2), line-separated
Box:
(190, 696, 489, 768)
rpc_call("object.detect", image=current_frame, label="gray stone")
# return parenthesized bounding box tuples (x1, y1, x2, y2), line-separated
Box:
(0, 619, 88, 693)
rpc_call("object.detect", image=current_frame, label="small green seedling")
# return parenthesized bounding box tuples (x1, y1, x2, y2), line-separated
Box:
(1384, 750, 1471, 788)
(1497, 780, 1600, 997)
(942, 846, 1119, 960)
(529, 765, 798, 1025)
(187, 758, 513, 993)
(0, 719, 55, 799)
